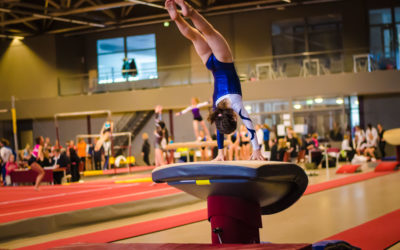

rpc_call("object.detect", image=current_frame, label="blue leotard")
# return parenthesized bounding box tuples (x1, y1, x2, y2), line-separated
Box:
(206, 54, 259, 150)
(206, 54, 242, 108)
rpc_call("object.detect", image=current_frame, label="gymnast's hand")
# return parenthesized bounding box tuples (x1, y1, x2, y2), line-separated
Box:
(250, 149, 264, 161)
(212, 149, 225, 161)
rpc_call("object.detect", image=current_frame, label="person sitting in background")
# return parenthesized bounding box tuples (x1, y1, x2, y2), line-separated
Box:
(5, 154, 18, 186)
(44, 137, 52, 153)
(377, 123, 386, 158)
(141, 133, 151, 166)
(363, 123, 378, 161)
(354, 125, 366, 155)
(50, 148, 69, 184)
(311, 133, 319, 148)
(341, 134, 355, 162)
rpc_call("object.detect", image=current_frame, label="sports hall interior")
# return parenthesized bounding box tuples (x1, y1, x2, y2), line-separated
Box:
(0, 0, 399, 249)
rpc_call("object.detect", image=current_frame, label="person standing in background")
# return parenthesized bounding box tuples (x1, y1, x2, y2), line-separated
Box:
(377, 123, 386, 158)
(77, 138, 87, 171)
(141, 133, 151, 166)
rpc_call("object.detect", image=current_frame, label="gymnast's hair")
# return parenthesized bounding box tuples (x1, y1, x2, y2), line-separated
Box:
(208, 99, 237, 135)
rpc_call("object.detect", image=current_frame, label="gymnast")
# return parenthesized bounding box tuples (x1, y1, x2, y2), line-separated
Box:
(176, 97, 211, 140)
(95, 120, 113, 152)
(28, 136, 45, 190)
(165, 0, 264, 161)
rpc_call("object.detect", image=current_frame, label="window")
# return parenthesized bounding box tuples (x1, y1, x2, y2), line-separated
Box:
(369, 7, 400, 70)
(271, 15, 342, 55)
(97, 34, 157, 84)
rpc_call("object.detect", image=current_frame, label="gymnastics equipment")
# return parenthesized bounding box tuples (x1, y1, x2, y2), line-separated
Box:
(153, 161, 308, 244)
(76, 132, 133, 173)
(165, 140, 231, 150)
(376, 128, 400, 172)
(0, 96, 19, 161)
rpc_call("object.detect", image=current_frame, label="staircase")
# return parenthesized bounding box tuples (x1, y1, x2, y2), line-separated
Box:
(113, 110, 154, 157)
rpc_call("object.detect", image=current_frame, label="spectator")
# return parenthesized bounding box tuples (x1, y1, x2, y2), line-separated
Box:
(262, 124, 270, 151)
(69, 147, 80, 182)
(239, 124, 251, 160)
(141, 133, 151, 166)
(312, 133, 319, 148)
(93, 137, 104, 170)
(50, 148, 69, 184)
(277, 138, 288, 161)
(354, 126, 366, 155)
(286, 127, 299, 159)
(22, 144, 31, 161)
(77, 138, 87, 171)
(256, 124, 264, 151)
(341, 134, 355, 162)
(0, 139, 13, 186)
(5, 154, 18, 186)
(103, 140, 111, 170)
(377, 123, 386, 158)
(364, 123, 378, 160)
(44, 137, 52, 153)
(269, 138, 278, 161)
(227, 130, 240, 161)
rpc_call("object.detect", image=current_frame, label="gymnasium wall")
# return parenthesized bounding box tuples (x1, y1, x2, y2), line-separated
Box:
(0, 0, 369, 102)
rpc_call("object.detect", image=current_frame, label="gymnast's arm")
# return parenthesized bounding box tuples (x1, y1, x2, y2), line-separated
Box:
(176, 105, 193, 116)
(196, 101, 210, 109)
(213, 130, 225, 161)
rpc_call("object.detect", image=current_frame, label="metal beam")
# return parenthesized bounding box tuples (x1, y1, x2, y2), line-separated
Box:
(8, 12, 38, 31)
(52, 2, 136, 16)
(125, 0, 166, 10)
(0, 8, 105, 27)
(87, 0, 116, 19)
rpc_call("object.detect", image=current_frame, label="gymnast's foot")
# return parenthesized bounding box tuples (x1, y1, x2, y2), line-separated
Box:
(174, 0, 193, 17)
(165, 0, 179, 20)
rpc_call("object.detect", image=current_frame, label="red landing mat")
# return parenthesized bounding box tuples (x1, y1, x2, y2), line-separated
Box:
(374, 161, 399, 172)
(0, 181, 178, 223)
(335, 164, 361, 174)
(324, 209, 400, 250)
(52, 243, 312, 250)
(19, 170, 396, 250)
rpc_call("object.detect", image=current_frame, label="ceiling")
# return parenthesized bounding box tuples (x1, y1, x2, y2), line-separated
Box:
(0, 0, 340, 38)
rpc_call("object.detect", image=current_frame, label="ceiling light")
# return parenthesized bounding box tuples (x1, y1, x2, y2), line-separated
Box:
(306, 99, 314, 105)
(314, 97, 323, 104)
(163, 21, 170, 27)
(293, 104, 302, 110)
(336, 98, 344, 104)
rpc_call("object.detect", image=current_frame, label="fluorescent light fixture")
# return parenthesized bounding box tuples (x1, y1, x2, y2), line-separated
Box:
(293, 104, 302, 110)
(282, 0, 291, 2)
(336, 98, 344, 104)
(306, 99, 314, 105)
(314, 97, 323, 104)
(0, 34, 24, 40)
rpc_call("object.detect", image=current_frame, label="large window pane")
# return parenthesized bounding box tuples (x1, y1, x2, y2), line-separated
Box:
(97, 38, 124, 54)
(272, 18, 306, 55)
(307, 15, 342, 51)
(127, 34, 156, 50)
(127, 49, 158, 80)
(369, 8, 392, 25)
(98, 53, 125, 84)
(395, 7, 400, 22)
